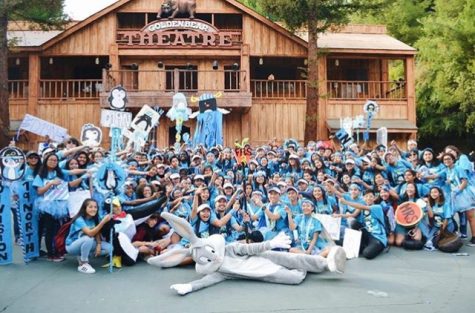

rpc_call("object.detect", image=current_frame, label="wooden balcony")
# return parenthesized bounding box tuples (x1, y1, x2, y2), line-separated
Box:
(8, 80, 29, 99)
(39, 79, 103, 99)
(327, 80, 407, 100)
(251, 80, 307, 99)
(100, 69, 252, 108)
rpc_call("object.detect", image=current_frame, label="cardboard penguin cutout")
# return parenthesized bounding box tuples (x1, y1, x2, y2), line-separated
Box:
(190, 92, 229, 148)
(80, 123, 102, 147)
(0, 147, 26, 181)
(108, 86, 128, 111)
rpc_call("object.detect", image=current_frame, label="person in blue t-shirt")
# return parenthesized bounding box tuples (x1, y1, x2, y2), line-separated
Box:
(254, 187, 289, 240)
(65, 199, 112, 274)
(425, 186, 455, 250)
(338, 190, 387, 259)
(286, 200, 330, 256)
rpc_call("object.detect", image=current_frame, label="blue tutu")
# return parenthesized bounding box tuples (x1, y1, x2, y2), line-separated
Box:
(451, 185, 475, 213)
(35, 198, 69, 219)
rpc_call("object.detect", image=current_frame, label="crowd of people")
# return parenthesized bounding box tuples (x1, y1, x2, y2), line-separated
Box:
(7, 136, 475, 274)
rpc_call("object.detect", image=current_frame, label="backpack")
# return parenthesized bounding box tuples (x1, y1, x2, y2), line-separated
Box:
(54, 219, 73, 256)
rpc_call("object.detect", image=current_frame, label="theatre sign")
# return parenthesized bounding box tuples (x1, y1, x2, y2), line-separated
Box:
(117, 19, 242, 47)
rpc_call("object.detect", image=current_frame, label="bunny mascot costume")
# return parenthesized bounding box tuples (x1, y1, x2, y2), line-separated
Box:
(148, 212, 347, 295)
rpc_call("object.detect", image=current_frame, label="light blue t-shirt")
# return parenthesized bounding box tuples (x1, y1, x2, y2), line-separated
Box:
(66, 216, 96, 246)
(363, 205, 387, 247)
(294, 214, 327, 250)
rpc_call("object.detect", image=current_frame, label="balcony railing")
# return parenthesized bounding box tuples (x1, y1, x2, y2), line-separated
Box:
(40, 80, 103, 99)
(104, 69, 247, 93)
(251, 80, 307, 99)
(8, 80, 28, 99)
(328, 80, 407, 100)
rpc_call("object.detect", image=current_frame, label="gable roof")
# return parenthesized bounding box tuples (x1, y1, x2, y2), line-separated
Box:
(41, 0, 308, 50)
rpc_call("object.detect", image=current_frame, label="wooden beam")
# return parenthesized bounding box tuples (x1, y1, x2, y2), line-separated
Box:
(118, 49, 241, 56)
(405, 56, 416, 135)
(27, 54, 40, 116)
(317, 55, 328, 139)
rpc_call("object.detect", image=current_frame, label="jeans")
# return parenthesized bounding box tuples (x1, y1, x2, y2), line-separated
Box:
(38, 213, 60, 257)
(66, 236, 112, 263)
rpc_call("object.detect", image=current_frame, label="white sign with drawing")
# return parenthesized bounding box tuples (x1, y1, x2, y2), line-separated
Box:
(80, 123, 102, 147)
(130, 105, 161, 133)
(100, 109, 132, 128)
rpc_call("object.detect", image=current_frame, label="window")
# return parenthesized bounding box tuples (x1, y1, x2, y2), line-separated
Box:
(165, 65, 198, 91)
(223, 65, 240, 91)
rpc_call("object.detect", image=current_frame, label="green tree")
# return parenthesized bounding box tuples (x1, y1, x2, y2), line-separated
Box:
(352, 0, 434, 46)
(260, 0, 384, 143)
(0, 0, 67, 147)
(416, 0, 475, 138)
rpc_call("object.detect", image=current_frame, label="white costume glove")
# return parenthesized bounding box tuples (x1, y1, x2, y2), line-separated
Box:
(170, 284, 192, 295)
(269, 232, 291, 249)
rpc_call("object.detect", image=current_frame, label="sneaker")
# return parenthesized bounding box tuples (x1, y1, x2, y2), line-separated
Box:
(77, 263, 96, 274)
(39, 250, 48, 258)
(423, 240, 436, 251)
(467, 237, 475, 247)
(47, 256, 65, 262)
(460, 233, 468, 239)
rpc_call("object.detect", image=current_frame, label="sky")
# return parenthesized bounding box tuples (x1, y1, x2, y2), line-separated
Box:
(64, 0, 118, 20)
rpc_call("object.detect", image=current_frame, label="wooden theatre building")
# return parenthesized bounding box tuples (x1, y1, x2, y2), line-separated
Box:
(7, 0, 417, 148)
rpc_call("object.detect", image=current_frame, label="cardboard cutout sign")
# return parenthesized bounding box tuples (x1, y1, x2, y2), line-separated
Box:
(395, 202, 424, 228)
(343, 228, 362, 259)
(131, 105, 162, 133)
(377, 127, 388, 147)
(335, 128, 354, 149)
(0, 147, 26, 181)
(100, 109, 132, 128)
(314, 214, 341, 241)
(80, 124, 102, 147)
(17, 180, 40, 261)
(108, 86, 128, 111)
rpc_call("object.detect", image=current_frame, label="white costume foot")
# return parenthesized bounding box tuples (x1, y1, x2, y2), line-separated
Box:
(327, 246, 346, 274)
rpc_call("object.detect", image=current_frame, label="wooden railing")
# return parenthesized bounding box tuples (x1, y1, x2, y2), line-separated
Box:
(40, 80, 103, 99)
(8, 80, 28, 99)
(104, 69, 247, 93)
(327, 80, 407, 100)
(251, 80, 307, 99)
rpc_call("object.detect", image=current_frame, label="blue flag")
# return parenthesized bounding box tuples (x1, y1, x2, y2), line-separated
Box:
(17, 180, 39, 262)
(0, 182, 13, 265)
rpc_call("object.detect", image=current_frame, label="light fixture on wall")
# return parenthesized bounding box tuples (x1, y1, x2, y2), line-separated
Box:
(104, 63, 112, 70)
(130, 63, 138, 70)
(95, 57, 100, 65)
(49, 57, 54, 65)
(335, 59, 339, 67)
(304, 59, 308, 66)
(157, 61, 164, 69)
(186, 63, 193, 70)
(212, 60, 219, 70)
(232, 62, 240, 71)
(15, 58, 20, 65)
(259, 57, 264, 65)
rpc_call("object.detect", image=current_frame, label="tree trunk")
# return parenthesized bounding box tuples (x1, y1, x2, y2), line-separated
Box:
(0, 5, 10, 147)
(304, 18, 319, 144)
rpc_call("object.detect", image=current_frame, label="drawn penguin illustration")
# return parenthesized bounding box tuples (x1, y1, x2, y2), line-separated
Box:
(108, 86, 128, 111)
(134, 113, 153, 132)
(0, 147, 26, 181)
(81, 124, 102, 147)
(105, 168, 118, 190)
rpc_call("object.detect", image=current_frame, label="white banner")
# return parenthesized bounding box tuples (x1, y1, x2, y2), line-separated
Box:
(377, 127, 388, 147)
(100, 109, 132, 128)
(19, 114, 69, 142)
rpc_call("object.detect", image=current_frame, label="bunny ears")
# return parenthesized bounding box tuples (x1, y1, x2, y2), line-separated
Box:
(161, 212, 200, 246)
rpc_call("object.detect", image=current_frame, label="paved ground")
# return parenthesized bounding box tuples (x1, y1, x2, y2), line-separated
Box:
(1, 243, 474, 313)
